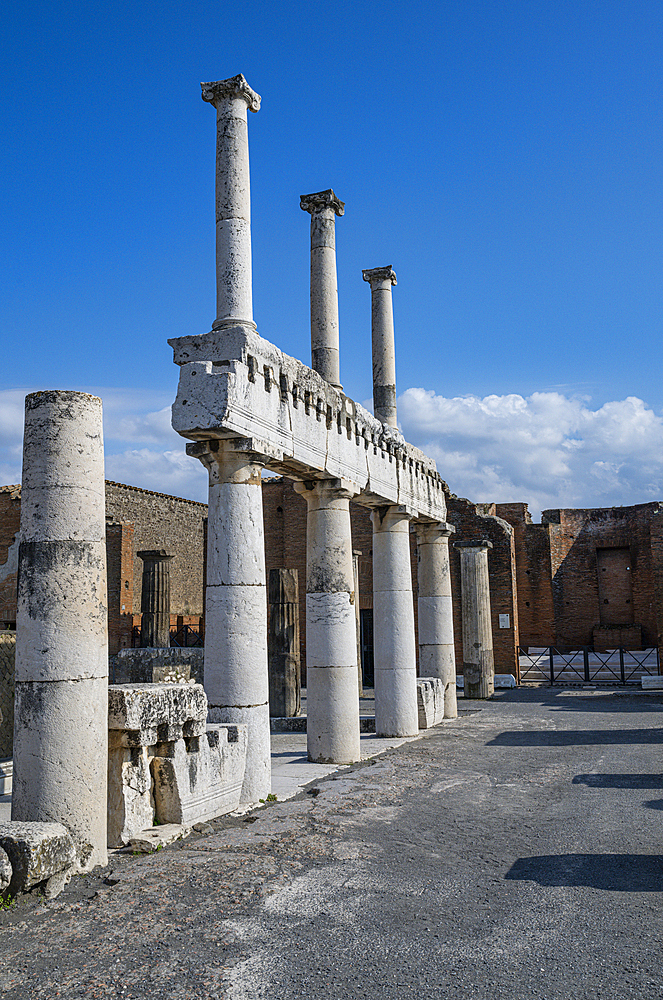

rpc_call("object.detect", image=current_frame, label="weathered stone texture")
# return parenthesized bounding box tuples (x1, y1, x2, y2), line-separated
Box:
(113, 647, 204, 685)
(108, 683, 207, 746)
(416, 677, 445, 728)
(0, 821, 76, 896)
(0, 632, 15, 758)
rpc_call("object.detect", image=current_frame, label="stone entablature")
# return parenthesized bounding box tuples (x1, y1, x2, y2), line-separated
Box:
(169, 325, 447, 523)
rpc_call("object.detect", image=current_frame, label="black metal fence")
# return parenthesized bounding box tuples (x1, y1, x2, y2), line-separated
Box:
(130, 624, 203, 648)
(519, 646, 659, 685)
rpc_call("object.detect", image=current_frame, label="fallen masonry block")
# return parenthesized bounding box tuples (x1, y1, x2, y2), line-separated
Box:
(417, 678, 445, 729)
(152, 724, 248, 826)
(108, 683, 207, 747)
(129, 824, 190, 853)
(641, 676, 663, 690)
(0, 848, 11, 892)
(107, 745, 154, 849)
(0, 822, 76, 898)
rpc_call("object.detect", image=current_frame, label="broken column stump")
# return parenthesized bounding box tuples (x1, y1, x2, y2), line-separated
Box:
(138, 550, 173, 648)
(268, 568, 301, 718)
(454, 539, 495, 699)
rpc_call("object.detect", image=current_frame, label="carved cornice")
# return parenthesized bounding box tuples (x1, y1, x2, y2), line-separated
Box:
(300, 189, 345, 217)
(201, 74, 261, 112)
(362, 266, 397, 287)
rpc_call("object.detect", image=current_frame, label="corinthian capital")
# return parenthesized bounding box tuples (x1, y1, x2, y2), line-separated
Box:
(300, 189, 345, 217)
(362, 266, 397, 286)
(201, 74, 261, 112)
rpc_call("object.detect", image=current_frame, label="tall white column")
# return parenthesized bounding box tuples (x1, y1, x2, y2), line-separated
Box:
(300, 190, 345, 389)
(190, 438, 270, 803)
(362, 266, 398, 427)
(415, 521, 457, 719)
(13, 391, 108, 870)
(294, 479, 360, 763)
(454, 539, 495, 699)
(201, 74, 261, 331)
(372, 506, 419, 737)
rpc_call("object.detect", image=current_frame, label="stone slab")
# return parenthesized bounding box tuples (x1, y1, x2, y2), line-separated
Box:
(151, 724, 248, 826)
(128, 824, 191, 853)
(0, 821, 76, 896)
(108, 683, 207, 746)
(641, 675, 663, 689)
(417, 677, 445, 728)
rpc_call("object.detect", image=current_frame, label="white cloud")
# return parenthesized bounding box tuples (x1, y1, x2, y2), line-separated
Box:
(398, 389, 663, 520)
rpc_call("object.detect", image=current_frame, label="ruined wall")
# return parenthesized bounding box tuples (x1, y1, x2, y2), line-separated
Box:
(105, 482, 206, 619)
(0, 632, 15, 759)
(444, 493, 520, 678)
(106, 522, 135, 655)
(0, 486, 20, 629)
(539, 504, 663, 650)
(494, 503, 556, 649)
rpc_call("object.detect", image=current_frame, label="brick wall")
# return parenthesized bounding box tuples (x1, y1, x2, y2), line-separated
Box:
(106, 522, 135, 655)
(0, 486, 20, 629)
(445, 493, 520, 678)
(494, 503, 556, 649)
(0, 632, 15, 759)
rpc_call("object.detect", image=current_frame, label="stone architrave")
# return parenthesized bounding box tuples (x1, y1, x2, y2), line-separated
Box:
(371, 506, 419, 737)
(415, 521, 458, 718)
(268, 568, 301, 718)
(138, 550, 173, 648)
(362, 266, 398, 427)
(300, 190, 345, 389)
(201, 74, 261, 331)
(294, 479, 360, 764)
(189, 438, 271, 803)
(454, 539, 495, 699)
(12, 391, 108, 870)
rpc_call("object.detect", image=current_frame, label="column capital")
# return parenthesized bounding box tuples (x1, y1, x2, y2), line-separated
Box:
(415, 521, 455, 542)
(454, 538, 493, 550)
(293, 477, 359, 503)
(201, 74, 261, 112)
(300, 189, 345, 217)
(136, 550, 174, 562)
(362, 266, 397, 287)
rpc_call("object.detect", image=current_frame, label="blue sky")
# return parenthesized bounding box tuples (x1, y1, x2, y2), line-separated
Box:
(2, 1, 662, 517)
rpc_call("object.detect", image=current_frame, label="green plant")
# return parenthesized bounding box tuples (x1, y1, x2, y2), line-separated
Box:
(0, 895, 16, 911)
(266, 793, 277, 802)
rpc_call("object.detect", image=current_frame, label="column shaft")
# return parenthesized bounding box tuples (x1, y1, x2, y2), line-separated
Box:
(455, 540, 495, 699)
(362, 266, 398, 426)
(201, 75, 261, 330)
(372, 506, 419, 737)
(197, 440, 270, 803)
(300, 190, 345, 389)
(294, 479, 360, 764)
(13, 391, 108, 869)
(138, 550, 173, 648)
(268, 568, 301, 718)
(416, 522, 457, 719)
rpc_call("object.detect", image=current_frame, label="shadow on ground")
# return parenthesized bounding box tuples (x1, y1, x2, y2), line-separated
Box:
(505, 853, 663, 891)
(488, 728, 663, 746)
(572, 773, 663, 788)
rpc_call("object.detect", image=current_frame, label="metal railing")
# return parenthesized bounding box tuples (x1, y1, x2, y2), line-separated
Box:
(130, 624, 203, 648)
(519, 646, 659, 685)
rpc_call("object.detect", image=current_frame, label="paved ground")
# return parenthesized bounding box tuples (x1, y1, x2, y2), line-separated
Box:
(0, 686, 662, 999)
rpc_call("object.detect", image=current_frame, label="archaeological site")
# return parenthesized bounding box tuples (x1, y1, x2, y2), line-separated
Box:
(0, 73, 660, 901)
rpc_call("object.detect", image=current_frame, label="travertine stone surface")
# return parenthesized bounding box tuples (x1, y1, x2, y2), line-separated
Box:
(138, 550, 173, 648)
(0, 821, 76, 896)
(415, 522, 457, 719)
(201, 75, 260, 332)
(454, 539, 495, 699)
(300, 190, 345, 389)
(0, 846, 11, 892)
(151, 723, 248, 825)
(170, 325, 447, 524)
(12, 391, 108, 871)
(108, 683, 207, 745)
(107, 745, 153, 848)
(371, 506, 419, 738)
(192, 440, 271, 804)
(416, 677, 445, 729)
(362, 266, 398, 427)
(294, 479, 360, 764)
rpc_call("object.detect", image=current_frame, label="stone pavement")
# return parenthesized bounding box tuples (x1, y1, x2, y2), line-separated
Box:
(1, 687, 662, 999)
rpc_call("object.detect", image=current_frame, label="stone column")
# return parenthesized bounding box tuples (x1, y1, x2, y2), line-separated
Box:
(293, 479, 360, 763)
(362, 266, 398, 427)
(268, 568, 301, 718)
(189, 438, 270, 803)
(201, 74, 261, 331)
(415, 522, 457, 719)
(353, 549, 363, 698)
(300, 190, 345, 389)
(13, 391, 108, 870)
(371, 506, 419, 737)
(454, 539, 495, 699)
(138, 550, 173, 648)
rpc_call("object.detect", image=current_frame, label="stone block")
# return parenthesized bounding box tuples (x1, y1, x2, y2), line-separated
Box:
(114, 648, 204, 686)
(0, 847, 11, 892)
(108, 683, 207, 747)
(417, 677, 445, 729)
(129, 824, 190, 853)
(495, 673, 517, 688)
(107, 746, 154, 848)
(152, 724, 248, 826)
(642, 675, 663, 690)
(0, 821, 76, 896)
